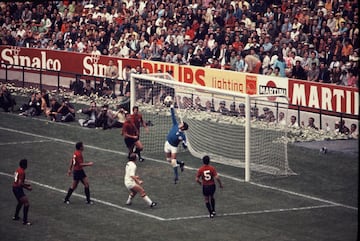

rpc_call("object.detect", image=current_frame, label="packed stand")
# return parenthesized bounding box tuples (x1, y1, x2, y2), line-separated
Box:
(0, 0, 358, 87)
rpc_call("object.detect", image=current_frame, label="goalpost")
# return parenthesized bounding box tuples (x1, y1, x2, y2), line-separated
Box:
(130, 72, 295, 182)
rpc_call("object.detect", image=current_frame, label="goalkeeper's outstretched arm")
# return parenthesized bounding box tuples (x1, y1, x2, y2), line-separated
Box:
(170, 104, 178, 126)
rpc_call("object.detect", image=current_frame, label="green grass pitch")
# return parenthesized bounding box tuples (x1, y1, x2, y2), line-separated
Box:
(0, 109, 357, 241)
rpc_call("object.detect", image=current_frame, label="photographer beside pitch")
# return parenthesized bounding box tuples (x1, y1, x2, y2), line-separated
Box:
(164, 101, 189, 184)
(196, 155, 223, 218)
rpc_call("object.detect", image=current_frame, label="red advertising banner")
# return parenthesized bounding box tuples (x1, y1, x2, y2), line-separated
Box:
(0, 46, 141, 80)
(0, 46, 358, 118)
(289, 79, 359, 116)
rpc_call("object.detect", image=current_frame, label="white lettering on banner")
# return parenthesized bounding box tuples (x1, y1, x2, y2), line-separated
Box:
(308, 85, 320, 109)
(322, 87, 332, 111)
(83, 57, 123, 78)
(259, 86, 286, 95)
(291, 83, 358, 115)
(346, 91, 352, 114)
(333, 89, 344, 112)
(291, 83, 307, 106)
(1, 48, 61, 70)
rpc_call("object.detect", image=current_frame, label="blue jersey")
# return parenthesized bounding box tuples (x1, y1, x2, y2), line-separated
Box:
(166, 107, 186, 147)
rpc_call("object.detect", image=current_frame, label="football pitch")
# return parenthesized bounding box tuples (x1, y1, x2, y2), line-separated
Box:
(0, 111, 358, 241)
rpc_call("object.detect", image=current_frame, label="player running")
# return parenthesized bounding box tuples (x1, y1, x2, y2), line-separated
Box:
(164, 104, 189, 184)
(124, 153, 157, 207)
(129, 106, 149, 161)
(122, 112, 144, 160)
(12, 159, 32, 225)
(196, 155, 223, 218)
(64, 142, 94, 204)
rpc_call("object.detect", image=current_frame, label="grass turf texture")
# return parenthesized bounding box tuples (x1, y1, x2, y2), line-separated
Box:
(0, 108, 358, 241)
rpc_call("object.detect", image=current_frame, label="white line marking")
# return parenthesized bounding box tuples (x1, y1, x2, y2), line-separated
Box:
(0, 126, 357, 213)
(0, 171, 165, 221)
(0, 140, 53, 146)
(0, 171, 342, 222)
(165, 204, 339, 221)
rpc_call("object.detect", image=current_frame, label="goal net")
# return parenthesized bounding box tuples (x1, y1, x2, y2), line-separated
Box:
(130, 72, 295, 181)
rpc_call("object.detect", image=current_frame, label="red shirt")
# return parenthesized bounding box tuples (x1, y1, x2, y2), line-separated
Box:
(13, 167, 25, 188)
(196, 165, 218, 186)
(130, 113, 143, 130)
(72, 150, 84, 171)
(122, 120, 138, 137)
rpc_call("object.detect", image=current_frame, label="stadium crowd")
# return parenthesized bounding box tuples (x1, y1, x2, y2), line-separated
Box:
(0, 0, 358, 87)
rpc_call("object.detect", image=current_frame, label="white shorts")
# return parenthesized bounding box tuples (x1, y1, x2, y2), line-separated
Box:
(164, 141, 178, 154)
(125, 181, 136, 190)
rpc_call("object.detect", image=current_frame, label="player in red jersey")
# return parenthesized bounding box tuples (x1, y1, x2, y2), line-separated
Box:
(196, 155, 223, 218)
(129, 106, 148, 162)
(12, 158, 32, 225)
(122, 112, 144, 161)
(64, 142, 94, 204)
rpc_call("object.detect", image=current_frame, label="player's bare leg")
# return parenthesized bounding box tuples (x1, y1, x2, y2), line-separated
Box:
(127, 186, 156, 207)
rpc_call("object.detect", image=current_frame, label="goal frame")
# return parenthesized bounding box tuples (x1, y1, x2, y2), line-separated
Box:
(130, 72, 288, 182)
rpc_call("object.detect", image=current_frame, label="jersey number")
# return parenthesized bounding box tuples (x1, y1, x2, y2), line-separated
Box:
(203, 170, 212, 181)
(14, 171, 19, 182)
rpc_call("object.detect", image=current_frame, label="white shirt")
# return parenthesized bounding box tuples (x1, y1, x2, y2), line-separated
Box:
(288, 122, 299, 128)
(124, 161, 137, 187)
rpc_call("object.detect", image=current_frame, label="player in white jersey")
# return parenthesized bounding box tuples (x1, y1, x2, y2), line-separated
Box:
(124, 153, 157, 207)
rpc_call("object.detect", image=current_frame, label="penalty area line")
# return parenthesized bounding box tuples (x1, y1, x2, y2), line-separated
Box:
(0, 140, 54, 146)
(164, 204, 339, 221)
(0, 171, 165, 221)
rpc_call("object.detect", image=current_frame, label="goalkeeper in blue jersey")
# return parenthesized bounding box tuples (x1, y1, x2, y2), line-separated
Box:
(164, 104, 189, 184)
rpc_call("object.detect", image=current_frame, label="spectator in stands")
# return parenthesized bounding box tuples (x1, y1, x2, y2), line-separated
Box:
(0, 0, 358, 94)
(318, 62, 331, 83)
(217, 101, 229, 115)
(349, 123, 358, 139)
(204, 100, 215, 113)
(307, 62, 320, 82)
(346, 69, 357, 87)
(306, 117, 319, 130)
(272, 53, 286, 77)
(244, 53, 261, 74)
(339, 120, 350, 135)
(291, 60, 307, 80)
(288, 115, 299, 128)
(0, 84, 16, 112)
(237, 103, 246, 118)
(277, 112, 287, 126)
(250, 106, 259, 120)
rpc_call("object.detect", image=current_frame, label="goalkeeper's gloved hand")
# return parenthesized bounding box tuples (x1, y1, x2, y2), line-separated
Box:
(182, 143, 187, 149)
